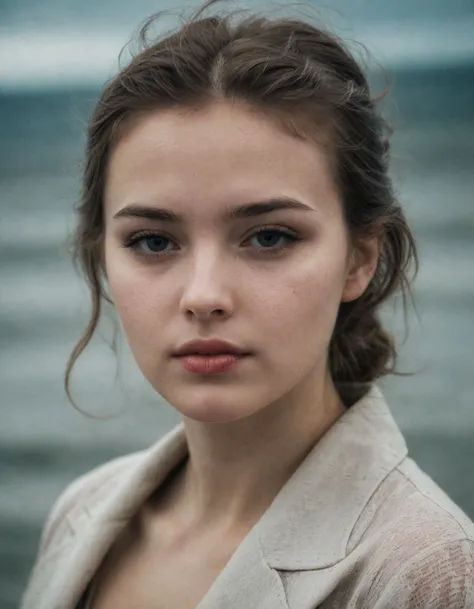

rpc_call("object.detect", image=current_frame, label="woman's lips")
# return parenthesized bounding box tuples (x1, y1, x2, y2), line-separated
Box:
(175, 353, 249, 374)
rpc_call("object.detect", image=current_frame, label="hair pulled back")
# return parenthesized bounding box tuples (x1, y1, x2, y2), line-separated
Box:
(65, 0, 418, 408)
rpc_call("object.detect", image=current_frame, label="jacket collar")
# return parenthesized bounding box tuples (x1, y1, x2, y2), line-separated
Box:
(25, 385, 408, 609)
(259, 384, 408, 570)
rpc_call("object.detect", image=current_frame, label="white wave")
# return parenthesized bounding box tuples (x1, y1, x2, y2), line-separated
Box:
(1, 20, 474, 92)
(0, 29, 130, 90)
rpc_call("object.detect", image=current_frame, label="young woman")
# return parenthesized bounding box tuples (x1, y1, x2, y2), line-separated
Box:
(21, 1, 474, 608)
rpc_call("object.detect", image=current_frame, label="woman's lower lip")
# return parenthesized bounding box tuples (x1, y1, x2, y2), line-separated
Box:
(175, 354, 248, 374)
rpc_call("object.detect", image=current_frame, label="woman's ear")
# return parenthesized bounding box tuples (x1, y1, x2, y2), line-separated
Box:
(341, 235, 380, 302)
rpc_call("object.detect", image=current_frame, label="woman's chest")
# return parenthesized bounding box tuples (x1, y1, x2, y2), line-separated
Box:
(88, 558, 222, 609)
(85, 525, 245, 609)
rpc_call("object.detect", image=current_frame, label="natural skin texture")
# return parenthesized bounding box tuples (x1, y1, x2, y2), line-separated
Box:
(102, 100, 379, 536)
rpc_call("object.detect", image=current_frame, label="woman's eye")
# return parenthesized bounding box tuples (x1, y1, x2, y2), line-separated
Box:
(122, 232, 176, 256)
(246, 229, 298, 251)
(138, 235, 173, 254)
(122, 227, 301, 259)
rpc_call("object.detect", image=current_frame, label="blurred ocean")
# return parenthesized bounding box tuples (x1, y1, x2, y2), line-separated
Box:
(1, 3, 474, 607)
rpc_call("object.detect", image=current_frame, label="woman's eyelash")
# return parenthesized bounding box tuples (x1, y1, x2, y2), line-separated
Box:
(121, 226, 302, 259)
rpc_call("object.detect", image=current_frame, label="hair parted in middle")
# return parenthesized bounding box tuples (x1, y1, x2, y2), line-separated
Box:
(65, 0, 418, 409)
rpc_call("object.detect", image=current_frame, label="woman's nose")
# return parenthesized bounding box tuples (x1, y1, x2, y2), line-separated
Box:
(178, 254, 234, 320)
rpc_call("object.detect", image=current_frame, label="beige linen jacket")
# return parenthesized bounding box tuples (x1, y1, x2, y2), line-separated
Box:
(21, 387, 474, 609)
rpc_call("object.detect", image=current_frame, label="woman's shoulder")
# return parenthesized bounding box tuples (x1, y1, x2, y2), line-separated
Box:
(38, 448, 147, 555)
(345, 455, 474, 607)
(352, 454, 474, 552)
(395, 456, 474, 538)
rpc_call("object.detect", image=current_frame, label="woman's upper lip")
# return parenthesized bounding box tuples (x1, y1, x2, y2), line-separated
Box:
(172, 339, 250, 356)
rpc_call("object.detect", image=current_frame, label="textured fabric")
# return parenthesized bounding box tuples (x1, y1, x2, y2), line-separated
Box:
(280, 471, 474, 608)
(20, 386, 474, 609)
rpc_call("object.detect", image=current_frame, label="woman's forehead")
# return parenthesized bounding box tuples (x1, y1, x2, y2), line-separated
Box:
(104, 102, 338, 219)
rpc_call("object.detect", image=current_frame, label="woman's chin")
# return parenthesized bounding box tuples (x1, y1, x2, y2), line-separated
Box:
(158, 388, 268, 424)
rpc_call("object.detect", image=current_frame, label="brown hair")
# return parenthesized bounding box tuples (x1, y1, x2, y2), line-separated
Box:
(65, 0, 418, 409)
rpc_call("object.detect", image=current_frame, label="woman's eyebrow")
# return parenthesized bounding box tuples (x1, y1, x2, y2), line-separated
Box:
(112, 196, 315, 223)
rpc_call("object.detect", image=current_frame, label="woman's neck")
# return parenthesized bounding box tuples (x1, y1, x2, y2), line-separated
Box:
(159, 374, 346, 535)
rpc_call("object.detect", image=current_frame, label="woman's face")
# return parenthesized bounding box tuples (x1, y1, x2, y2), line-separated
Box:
(103, 101, 376, 422)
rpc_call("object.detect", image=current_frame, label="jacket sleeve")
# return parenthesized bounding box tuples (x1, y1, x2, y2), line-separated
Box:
(371, 538, 474, 609)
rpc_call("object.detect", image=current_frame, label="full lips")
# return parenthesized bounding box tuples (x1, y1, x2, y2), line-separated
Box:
(176, 353, 248, 374)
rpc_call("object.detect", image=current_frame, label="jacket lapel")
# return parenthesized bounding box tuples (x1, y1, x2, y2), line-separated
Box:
(196, 528, 290, 609)
(194, 386, 408, 608)
(260, 385, 408, 571)
(23, 424, 189, 609)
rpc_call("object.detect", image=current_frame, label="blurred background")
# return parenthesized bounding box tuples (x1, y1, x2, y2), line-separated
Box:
(1, 0, 473, 606)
